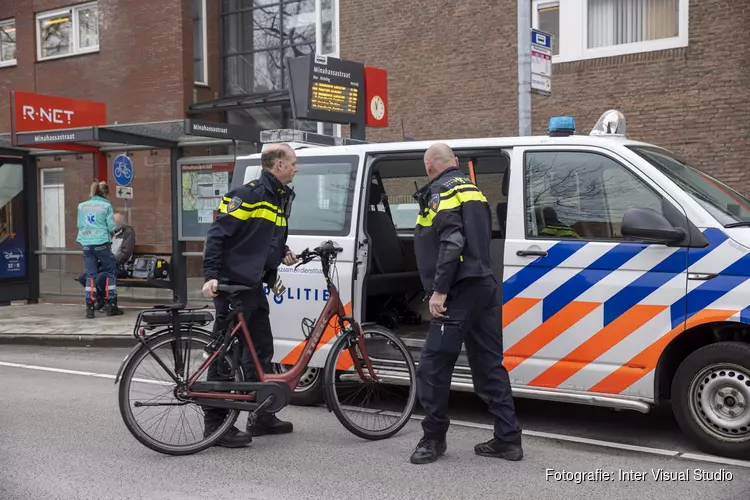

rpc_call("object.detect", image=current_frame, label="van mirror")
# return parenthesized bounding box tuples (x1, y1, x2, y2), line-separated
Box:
(621, 207, 686, 244)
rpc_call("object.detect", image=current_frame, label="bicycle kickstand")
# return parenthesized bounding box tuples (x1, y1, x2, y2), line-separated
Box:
(246, 395, 275, 427)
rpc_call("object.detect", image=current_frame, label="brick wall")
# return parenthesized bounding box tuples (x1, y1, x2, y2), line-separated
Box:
(0, 0, 193, 132)
(0, 0, 224, 280)
(340, 0, 750, 195)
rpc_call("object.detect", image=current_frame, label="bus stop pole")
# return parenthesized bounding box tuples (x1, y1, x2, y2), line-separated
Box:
(518, 0, 532, 136)
(170, 147, 188, 303)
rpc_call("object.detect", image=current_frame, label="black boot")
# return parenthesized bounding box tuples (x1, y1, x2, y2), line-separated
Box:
(94, 299, 105, 312)
(410, 436, 447, 464)
(246, 413, 293, 436)
(85, 303, 95, 319)
(474, 437, 523, 461)
(205, 425, 252, 448)
(105, 300, 124, 316)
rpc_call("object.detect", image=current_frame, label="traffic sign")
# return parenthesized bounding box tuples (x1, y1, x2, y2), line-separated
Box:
(112, 154, 134, 187)
(116, 186, 133, 199)
(531, 28, 553, 97)
(531, 29, 552, 50)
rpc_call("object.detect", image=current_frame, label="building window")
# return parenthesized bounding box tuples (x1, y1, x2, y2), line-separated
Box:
(221, 0, 341, 136)
(36, 2, 100, 61)
(587, 0, 679, 49)
(533, 0, 687, 63)
(532, 1, 559, 56)
(193, 0, 208, 84)
(0, 19, 16, 67)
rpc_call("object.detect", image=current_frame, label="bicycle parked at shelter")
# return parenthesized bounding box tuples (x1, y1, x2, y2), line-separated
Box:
(115, 240, 418, 455)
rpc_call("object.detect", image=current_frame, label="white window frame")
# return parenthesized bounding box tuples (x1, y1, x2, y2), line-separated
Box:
(36, 1, 100, 62)
(532, 0, 560, 55)
(314, 0, 342, 138)
(534, 0, 689, 64)
(0, 18, 17, 68)
(194, 0, 208, 85)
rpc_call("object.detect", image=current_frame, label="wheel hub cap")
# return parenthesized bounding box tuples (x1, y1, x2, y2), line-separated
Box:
(692, 365, 750, 440)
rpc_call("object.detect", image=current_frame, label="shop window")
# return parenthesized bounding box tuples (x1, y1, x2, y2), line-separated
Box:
(36, 1, 100, 61)
(0, 162, 27, 280)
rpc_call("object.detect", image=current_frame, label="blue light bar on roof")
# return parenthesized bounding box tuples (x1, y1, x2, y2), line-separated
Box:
(548, 116, 575, 137)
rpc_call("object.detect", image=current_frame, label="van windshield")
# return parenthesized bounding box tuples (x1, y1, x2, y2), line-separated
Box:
(629, 146, 750, 227)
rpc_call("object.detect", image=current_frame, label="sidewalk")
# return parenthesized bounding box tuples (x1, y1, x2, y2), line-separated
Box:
(0, 301, 216, 347)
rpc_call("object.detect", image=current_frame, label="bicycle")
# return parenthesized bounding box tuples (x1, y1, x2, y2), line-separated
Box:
(115, 240, 418, 455)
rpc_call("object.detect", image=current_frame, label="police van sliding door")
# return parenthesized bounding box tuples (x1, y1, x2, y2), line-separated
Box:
(501, 146, 689, 399)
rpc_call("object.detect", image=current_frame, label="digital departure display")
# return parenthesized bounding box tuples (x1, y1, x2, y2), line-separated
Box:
(288, 54, 366, 126)
(310, 81, 359, 115)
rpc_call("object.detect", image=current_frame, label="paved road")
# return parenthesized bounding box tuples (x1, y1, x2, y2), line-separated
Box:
(1, 346, 749, 500)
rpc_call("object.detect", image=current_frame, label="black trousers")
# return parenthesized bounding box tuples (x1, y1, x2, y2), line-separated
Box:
(417, 276, 522, 445)
(203, 285, 275, 429)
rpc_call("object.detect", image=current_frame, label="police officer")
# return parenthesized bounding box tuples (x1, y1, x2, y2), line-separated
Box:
(410, 143, 523, 464)
(201, 143, 299, 448)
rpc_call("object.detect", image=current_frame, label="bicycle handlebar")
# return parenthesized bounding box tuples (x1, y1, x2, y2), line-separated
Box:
(294, 240, 343, 269)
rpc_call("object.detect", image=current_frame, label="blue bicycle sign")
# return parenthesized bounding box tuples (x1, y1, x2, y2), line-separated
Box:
(113, 154, 134, 187)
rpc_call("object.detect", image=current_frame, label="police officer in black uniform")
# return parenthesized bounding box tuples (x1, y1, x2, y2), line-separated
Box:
(201, 143, 299, 448)
(410, 143, 523, 464)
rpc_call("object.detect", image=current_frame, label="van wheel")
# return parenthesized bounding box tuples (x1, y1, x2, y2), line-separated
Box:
(671, 341, 750, 459)
(273, 363, 324, 406)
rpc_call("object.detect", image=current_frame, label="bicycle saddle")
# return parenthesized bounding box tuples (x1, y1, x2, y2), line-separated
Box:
(217, 284, 253, 295)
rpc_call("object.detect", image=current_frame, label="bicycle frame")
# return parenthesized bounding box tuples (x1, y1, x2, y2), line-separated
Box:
(183, 278, 380, 402)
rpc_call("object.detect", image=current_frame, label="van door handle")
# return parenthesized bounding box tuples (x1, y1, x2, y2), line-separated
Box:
(517, 249, 548, 258)
(688, 273, 717, 281)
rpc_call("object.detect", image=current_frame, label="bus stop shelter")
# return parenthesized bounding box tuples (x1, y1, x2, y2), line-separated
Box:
(0, 119, 257, 305)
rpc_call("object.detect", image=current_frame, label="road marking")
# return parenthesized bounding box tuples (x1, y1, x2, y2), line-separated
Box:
(3, 359, 750, 468)
(0, 360, 168, 386)
(360, 407, 682, 458)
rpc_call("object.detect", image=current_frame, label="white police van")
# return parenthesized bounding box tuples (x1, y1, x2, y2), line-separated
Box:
(232, 111, 750, 459)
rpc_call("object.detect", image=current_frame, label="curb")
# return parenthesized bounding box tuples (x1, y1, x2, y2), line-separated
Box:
(0, 334, 137, 348)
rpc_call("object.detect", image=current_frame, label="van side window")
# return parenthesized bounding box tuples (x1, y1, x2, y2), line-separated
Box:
(468, 154, 510, 234)
(381, 176, 428, 230)
(287, 156, 358, 236)
(524, 150, 662, 240)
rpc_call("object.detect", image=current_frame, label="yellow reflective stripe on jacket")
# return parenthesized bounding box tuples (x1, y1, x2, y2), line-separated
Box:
(416, 185, 487, 227)
(219, 198, 287, 226)
(219, 197, 280, 213)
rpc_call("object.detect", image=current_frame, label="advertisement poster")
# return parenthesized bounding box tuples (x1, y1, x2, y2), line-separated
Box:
(0, 162, 27, 280)
(180, 161, 234, 240)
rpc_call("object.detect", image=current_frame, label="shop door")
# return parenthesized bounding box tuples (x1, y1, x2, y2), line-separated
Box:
(40, 169, 66, 271)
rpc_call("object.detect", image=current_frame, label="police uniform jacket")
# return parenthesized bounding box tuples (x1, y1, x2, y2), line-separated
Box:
(413, 167, 493, 294)
(203, 169, 294, 288)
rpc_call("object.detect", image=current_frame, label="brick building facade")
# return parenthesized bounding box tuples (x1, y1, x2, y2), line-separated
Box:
(339, 0, 750, 193)
(0, 0, 748, 298)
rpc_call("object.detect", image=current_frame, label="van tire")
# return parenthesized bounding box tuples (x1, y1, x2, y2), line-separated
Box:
(671, 341, 750, 459)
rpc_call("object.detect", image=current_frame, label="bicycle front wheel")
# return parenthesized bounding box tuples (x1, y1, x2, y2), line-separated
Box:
(324, 325, 417, 440)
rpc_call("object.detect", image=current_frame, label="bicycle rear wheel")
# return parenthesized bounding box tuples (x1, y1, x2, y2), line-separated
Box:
(324, 325, 417, 440)
(117, 330, 242, 455)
